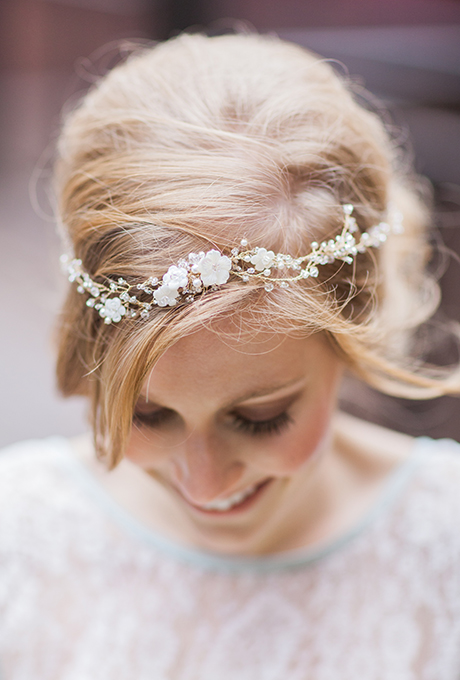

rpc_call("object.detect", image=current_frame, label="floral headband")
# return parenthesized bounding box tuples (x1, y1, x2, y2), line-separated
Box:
(60, 204, 403, 324)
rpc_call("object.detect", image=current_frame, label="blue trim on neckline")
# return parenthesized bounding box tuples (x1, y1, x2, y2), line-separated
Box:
(52, 435, 432, 574)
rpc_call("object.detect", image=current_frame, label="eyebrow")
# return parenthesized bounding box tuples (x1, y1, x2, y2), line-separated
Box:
(225, 377, 307, 409)
(138, 377, 306, 411)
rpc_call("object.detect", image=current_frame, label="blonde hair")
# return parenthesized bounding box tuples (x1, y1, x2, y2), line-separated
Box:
(54, 32, 460, 465)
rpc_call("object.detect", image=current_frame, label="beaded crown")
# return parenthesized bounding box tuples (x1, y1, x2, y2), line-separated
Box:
(61, 204, 403, 324)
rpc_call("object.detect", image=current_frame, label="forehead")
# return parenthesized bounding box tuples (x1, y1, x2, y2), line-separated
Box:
(142, 324, 337, 407)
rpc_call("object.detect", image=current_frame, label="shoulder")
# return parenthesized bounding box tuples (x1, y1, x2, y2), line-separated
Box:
(0, 437, 98, 554)
(0, 436, 74, 500)
(411, 436, 460, 501)
(334, 414, 460, 539)
(391, 437, 460, 555)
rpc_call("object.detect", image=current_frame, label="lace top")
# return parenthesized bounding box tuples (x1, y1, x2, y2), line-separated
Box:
(1, 436, 460, 680)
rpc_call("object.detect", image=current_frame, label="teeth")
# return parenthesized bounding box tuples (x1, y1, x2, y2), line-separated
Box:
(200, 484, 258, 512)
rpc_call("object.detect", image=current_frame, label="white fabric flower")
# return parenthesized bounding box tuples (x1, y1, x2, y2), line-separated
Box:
(98, 297, 126, 323)
(196, 250, 232, 287)
(153, 284, 180, 307)
(162, 265, 189, 290)
(250, 248, 275, 271)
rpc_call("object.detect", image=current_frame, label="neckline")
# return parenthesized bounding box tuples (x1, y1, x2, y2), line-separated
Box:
(53, 435, 432, 574)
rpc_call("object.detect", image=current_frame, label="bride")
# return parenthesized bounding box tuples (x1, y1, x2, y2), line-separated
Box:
(1, 31, 460, 679)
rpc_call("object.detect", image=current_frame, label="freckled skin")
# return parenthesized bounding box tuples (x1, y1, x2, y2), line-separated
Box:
(125, 326, 344, 554)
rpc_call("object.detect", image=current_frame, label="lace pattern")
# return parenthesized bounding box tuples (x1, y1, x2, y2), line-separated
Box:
(0, 437, 460, 679)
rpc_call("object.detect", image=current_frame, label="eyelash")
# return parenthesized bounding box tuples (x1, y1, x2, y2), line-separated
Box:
(231, 411, 293, 437)
(133, 409, 293, 437)
(133, 409, 175, 428)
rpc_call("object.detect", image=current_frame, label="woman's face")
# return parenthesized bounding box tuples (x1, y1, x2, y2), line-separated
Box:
(125, 325, 344, 554)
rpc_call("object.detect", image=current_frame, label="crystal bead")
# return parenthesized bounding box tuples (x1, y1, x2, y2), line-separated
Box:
(77, 286, 84, 294)
(279, 281, 289, 288)
(188, 251, 205, 264)
(86, 298, 95, 307)
(264, 283, 274, 292)
(263, 269, 271, 276)
(231, 248, 239, 256)
(343, 204, 353, 215)
(247, 267, 255, 274)
(310, 266, 319, 277)
(348, 218, 358, 233)
(90, 287, 99, 297)
(140, 310, 149, 320)
(242, 275, 249, 282)
(120, 292, 129, 302)
(300, 270, 310, 278)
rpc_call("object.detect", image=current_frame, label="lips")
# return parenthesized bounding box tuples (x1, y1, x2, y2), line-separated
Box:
(181, 478, 273, 514)
(200, 483, 259, 511)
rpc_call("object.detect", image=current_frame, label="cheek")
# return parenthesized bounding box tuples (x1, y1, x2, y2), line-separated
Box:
(124, 428, 165, 469)
(262, 400, 334, 475)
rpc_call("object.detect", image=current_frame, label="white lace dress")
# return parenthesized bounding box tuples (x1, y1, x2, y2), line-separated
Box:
(0, 436, 459, 680)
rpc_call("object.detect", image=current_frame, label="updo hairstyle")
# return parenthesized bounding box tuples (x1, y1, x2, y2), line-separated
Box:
(54, 32, 460, 464)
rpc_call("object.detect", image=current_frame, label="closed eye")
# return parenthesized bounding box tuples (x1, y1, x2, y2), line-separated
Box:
(133, 407, 177, 428)
(231, 411, 293, 437)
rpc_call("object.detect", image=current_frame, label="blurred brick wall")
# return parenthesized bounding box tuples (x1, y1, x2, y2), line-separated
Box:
(201, 0, 460, 29)
(0, 0, 155, 71)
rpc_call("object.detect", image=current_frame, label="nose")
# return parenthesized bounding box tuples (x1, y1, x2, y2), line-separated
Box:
(170, 431, 245, 505)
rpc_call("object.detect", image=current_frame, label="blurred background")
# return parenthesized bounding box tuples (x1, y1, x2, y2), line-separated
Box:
(1, 0, 460, 448)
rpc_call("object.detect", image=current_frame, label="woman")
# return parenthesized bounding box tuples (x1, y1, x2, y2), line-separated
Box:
(1, 32, 460, 679)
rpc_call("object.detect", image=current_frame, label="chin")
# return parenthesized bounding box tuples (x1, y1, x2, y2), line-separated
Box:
(180, 477, 291, 556)
(188, 523, 269, 556)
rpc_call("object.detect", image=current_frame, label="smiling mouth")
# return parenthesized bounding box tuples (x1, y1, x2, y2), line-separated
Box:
(184, 479, 273, 514)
